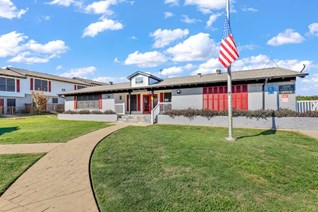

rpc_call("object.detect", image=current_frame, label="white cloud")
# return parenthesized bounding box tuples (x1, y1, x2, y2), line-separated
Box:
(0, 0, 28, 19)
(85, 0, 119, 15)
(192, 54, 313, 75)
(242, 7, 258, 12)
(308, 23, 318, 36)
(124, 51, 168, 68)
(165, 0, 178, 6)
(181, 15, 201, 24)
(9, 52, 51, 64)
(267, 29, 305, 46)
(166, 33, 217, 62)
(164, 11, 174, 19)
(60, 66, 96, 78)
(0, 31, 68, 64)
(206, 13, 221, 28)
(82, 18, 124, 37)
(56, 65, 62, 70)
(150, 28, 189, 48)
(238, 44, 257, 51)
(93, 76, 128, 83)
(301, 73, 318, 92)
(184, 0, 226, 14)
(192, 58, 221, 75)
(0, 31, 26, 57)
(114, 57, 120, 63)
(161, 66, 183, 77)
(48, 0, 82, 7)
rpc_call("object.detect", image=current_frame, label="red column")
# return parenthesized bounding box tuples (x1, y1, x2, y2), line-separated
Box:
(74, 96, 77, 109)
(98, 94, 102, 109)
(30, 78, 33, 90)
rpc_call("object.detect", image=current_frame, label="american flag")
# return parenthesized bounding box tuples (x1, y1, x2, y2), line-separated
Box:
(218, 16, 239, 69)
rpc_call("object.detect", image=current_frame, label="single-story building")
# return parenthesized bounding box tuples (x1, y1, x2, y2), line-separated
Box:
(60, 67, 308, 116)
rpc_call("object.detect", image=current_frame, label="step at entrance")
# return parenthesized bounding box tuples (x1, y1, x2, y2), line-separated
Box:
(118, 115, 151, 123)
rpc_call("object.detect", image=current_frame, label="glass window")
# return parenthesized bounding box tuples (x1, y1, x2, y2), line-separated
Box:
(52, 98, 58, 104)
(0, 77, 5, 91)
(7, 99, 16, 107)
(164, 93, 172, 102)
(34, 79, 48, 91)
(135, 77, 144, 84)
(0, 77, 15, 92)
(77, 95, 99, 109)
(77, 85, 86, 90)
(42, 80, 48, 91)
(7, 78, 15, 92)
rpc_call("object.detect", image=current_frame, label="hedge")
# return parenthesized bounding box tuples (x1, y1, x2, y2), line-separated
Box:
(164, 108, 318, 119)
(64, 110, 116, 115)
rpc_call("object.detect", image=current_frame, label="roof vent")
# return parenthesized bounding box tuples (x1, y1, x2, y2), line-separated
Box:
(109, 81, 113, 85)
(197, 73, 202, 77)
(216, 69, 222, 74)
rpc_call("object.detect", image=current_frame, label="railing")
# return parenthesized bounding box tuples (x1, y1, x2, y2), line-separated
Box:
(115, 103, 126, 115)
(297, 100, 318, 113)
(151, 102, 172, 124)
(0, 104, 64, 115)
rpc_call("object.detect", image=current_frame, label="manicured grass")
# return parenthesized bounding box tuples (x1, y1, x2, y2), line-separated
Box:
(0, 154, 44, 196)
(0, 115, 111, 144)
(91, 125, 318, 211)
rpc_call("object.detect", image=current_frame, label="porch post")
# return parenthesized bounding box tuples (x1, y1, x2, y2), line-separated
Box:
(151, 90, 154, 109)
(128, 91, 132, 115)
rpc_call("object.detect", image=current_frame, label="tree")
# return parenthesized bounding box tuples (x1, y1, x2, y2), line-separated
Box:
(31, 91, 49, 114)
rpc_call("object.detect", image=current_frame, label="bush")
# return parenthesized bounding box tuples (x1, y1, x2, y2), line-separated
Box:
(104, 110, 116, 114)
(64, 110, 116, 115)
(164, 108, 318, 119)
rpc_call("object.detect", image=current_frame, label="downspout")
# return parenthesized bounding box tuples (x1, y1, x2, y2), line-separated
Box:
(262, 78, 268, 110)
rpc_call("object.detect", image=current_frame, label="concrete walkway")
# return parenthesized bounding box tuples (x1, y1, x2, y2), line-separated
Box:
(0, 143, 63, 155)
(0, 123, 131, 212)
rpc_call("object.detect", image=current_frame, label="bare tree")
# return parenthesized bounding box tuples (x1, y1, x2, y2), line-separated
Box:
(31, 91, 49, 114)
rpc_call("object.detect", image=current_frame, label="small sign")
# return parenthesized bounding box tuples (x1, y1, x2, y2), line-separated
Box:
(282, 94, 289, 103)
(268, 86, 275, 94)
(279, 84, 295, 94)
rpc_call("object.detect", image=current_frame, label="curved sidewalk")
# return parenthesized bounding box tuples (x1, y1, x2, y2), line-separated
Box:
(0, 123, 130, 212)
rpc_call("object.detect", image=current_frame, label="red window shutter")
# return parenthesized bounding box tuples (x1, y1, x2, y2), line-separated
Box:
(48, 81, 51, 92)
(126, 95, 129, 111)
(16, 79, 20, 92)
(160, 93, 164, 103)
(98, 94, 102, 109)
(30, 78, 33, 90)
(74, 85, 77, 90)
(203, 88, 208, 109)
(137, 94, 141, 111)
(74, 96, 77, 109)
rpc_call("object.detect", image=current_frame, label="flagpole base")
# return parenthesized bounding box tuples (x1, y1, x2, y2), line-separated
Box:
(225, 137, 236, 141)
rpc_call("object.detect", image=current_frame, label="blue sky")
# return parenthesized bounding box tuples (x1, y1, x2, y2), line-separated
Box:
(0, 0, 317, 95)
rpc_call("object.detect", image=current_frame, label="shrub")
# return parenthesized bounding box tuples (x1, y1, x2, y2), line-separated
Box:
(104, 110, 116, 114)
(163, 108, 318, 119)
(64, 110, 116, 115)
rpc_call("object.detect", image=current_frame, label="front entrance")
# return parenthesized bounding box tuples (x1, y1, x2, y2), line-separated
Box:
(143, 94, 158, 114)
(0, 99, 4, 114)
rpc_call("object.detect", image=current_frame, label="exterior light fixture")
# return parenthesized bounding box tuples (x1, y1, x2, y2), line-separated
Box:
(176, 89, 181, 94)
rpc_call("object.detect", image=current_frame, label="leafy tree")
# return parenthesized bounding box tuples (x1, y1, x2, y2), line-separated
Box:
(31, 91, 49, 114)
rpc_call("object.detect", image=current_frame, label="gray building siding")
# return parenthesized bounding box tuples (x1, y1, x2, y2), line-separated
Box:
(172, 88, 203, 109)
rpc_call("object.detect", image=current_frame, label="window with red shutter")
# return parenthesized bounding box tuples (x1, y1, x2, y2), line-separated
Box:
(16, 79, 20, 92)
(48, 81, 51, 92)
(30, 78, 33, 90)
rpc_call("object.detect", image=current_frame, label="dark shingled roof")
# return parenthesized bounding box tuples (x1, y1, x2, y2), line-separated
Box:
(60, 67, 308, 96)
(4, 67, 100, 86)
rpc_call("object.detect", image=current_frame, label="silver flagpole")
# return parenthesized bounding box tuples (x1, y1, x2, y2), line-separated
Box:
(226, 0, 235, 141)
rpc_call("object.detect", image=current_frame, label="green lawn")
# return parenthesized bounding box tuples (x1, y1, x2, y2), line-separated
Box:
(0, 115, 111, 144)
(0, 154, 44, 196)
(91, 125, 318, 211)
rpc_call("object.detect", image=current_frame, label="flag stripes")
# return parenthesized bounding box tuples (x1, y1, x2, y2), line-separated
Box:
(219, 17, 239, 68)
